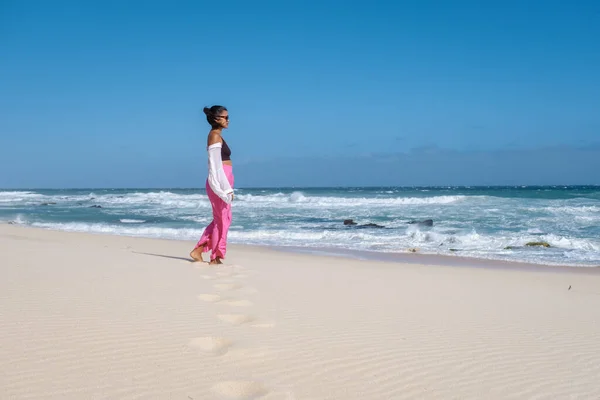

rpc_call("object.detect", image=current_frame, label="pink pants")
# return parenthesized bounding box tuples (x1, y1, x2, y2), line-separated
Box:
(194, 164, 234, 261)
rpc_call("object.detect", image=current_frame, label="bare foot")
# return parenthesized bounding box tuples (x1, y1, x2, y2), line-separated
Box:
(208, 257, 223, 265)
(190, 247, 203, 261)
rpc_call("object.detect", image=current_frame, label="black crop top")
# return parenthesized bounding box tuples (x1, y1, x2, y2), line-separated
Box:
(221, 138, 231, 161)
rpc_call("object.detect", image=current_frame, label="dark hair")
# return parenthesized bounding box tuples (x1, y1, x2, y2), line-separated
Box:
(203, 105, 228, 128)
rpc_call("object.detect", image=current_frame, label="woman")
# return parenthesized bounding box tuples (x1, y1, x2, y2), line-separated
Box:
(190, 105, 234, 264)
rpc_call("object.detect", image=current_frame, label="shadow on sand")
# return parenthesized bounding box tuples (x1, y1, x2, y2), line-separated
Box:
(132, 251, 197, 263)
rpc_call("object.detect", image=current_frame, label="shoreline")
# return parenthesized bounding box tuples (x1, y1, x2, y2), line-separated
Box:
(2, 185, 599, 269)
(270, 244, 600, 274)
(4, 222, 599, 274)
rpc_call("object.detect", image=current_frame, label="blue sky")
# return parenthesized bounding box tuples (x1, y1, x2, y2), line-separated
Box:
(1, 0, 599, 188)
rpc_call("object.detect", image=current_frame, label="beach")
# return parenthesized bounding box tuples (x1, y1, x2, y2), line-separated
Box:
(2, 224, 600, 399)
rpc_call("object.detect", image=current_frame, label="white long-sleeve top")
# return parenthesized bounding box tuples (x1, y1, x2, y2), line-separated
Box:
(207, 142, 233, 204)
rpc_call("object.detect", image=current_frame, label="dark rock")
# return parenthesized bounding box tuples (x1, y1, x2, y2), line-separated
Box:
(343, 219, 385, 228)
(40, 202, 57, 206)
(449, 248, 459, 252)
(89, 205, 103, 208)
(504, 246, 516, 250)
(525, 241, 551, 248)
(361, 223, 385, 228)
(408, 219, 433, 227)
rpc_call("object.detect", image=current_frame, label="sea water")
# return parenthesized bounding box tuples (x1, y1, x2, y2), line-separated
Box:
(1, 186, 599, 267)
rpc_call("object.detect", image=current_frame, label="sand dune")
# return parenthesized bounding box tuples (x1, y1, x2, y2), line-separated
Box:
(1, 224, 600, 399)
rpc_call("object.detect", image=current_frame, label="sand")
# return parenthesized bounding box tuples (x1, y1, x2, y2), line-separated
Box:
(1, 224, 600, 399)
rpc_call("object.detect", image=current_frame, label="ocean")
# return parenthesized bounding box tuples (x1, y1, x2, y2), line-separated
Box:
(1, 186, 599, 267)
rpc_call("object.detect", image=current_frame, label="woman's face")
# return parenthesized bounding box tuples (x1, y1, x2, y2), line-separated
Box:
(215, 111, 229, 129)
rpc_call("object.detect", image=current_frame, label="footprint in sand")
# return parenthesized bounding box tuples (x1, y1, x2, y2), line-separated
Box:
(200, 275, 235, 282)
(217, 314, 256, 325)
(214, 283, 243, 291)
(219, 269, 251, 278)
(187, 336, 233, 356)
(217, 314, 275, 328)
(211, 381, 268, 399)
(220, 299, 254, 307)
(216, 279, 237, 284)
(249, 322, 276, 329)
(197, 294, 223, 303)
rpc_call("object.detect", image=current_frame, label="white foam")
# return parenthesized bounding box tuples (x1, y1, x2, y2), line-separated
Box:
(289, 191, 306, 202)
(0, 191, 46, 204)
(89, 191, 210, 209)
(1, 190, 471, 212)
(31, 222, 202, 241)
(12, 214, 28, 225)
(235, 192, 471, 207)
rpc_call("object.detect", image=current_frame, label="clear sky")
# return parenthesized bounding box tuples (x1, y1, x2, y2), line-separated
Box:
(1, 0, 599, 188)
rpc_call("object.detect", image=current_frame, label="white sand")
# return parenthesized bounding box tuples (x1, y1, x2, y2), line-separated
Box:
(1, 224, 600, 399)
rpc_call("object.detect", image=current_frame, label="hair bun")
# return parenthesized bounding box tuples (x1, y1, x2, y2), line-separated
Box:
(203, 107, 211, 116)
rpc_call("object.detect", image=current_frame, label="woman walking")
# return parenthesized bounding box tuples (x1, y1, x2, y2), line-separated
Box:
(190, 105, 234, 264)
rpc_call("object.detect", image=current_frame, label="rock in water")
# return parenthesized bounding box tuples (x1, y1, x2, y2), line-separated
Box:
(361, 223, 385, 228)
(408, 219, 433, 227)
(525, 241, 551, 248)
(343, 219, 385, 228)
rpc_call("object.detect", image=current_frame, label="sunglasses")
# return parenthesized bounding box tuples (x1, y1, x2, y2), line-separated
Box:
(216, 115, 229, 121)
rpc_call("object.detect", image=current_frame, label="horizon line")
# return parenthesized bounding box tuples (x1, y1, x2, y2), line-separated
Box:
(2, 184, 600, 191)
